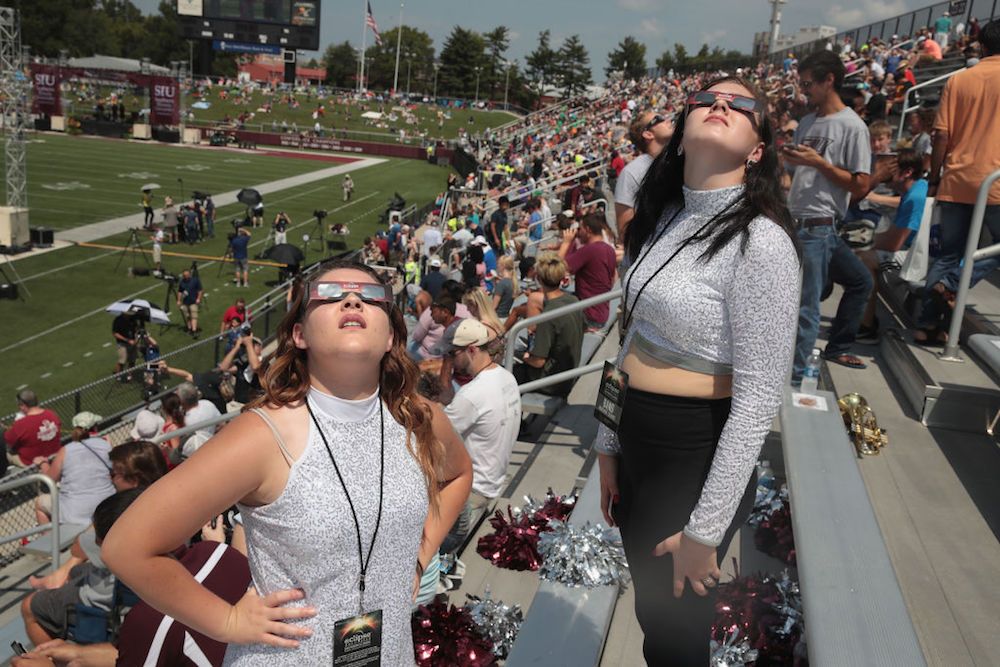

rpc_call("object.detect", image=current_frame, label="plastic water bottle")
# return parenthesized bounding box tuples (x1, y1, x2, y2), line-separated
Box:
(800, 348, 822, 394)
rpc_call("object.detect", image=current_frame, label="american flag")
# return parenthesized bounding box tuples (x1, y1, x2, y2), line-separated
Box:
(366, 2, 382, 46)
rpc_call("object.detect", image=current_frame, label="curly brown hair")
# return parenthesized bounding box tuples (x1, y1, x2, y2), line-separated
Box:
(247, 259, 445, 512)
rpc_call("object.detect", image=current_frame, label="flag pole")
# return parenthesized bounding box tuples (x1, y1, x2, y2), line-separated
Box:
(392, 0, 405, 97)
(359, 0, 368, 92)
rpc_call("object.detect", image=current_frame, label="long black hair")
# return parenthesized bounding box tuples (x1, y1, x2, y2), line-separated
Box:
(624, 76, 798, 263)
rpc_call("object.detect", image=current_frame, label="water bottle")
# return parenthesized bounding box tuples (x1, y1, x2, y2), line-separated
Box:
(800, 348, 822, 394)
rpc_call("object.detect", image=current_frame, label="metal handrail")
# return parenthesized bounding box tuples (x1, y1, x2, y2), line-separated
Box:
(896, 67, 964, 141)
(517, 360, 608, 394)
(844, 39, 915, 79)
(941, 168, 1000, 360)
(149, 407, 240, 446)
(503, 288, 623, 371)
(0, 474, 61, 574)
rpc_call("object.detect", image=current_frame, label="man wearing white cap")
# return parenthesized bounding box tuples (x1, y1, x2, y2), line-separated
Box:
(438, 319, 521, 554)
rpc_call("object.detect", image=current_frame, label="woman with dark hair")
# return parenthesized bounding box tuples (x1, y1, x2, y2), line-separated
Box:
(102, 259, 472, 665)
(596, 77, 801, 664)
(109, 441, 169, 490)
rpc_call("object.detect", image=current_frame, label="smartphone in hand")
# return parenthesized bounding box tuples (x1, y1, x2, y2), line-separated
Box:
(10, 641, 26, 656)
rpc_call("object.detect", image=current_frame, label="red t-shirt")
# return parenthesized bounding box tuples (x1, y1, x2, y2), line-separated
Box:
(116, 541, 251, 666)
(611, 155, 625, 177)
(566, 241, 618, 325)
(221, 305, 251, 326)
(4, 410, 62, 464)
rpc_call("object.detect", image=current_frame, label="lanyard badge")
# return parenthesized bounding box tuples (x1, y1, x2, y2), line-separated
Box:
(594, 361, 630, 430)
(333, 610, 383, 666)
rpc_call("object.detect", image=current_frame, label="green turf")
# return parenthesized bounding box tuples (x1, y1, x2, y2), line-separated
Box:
(63, 87, 516, 141)
(0, 137, 452, 404)
(0, 134, 364, 231)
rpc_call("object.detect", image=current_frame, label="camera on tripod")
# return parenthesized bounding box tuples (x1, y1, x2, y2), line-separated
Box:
(314, 209, 328, 220)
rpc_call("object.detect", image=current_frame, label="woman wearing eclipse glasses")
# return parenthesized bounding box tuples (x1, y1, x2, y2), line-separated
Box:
(595, 77, 801, 663)
(102, 259, 472, 665)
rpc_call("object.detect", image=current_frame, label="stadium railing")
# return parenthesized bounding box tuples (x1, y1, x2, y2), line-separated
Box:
(942, 169, 1000, 360)
(770, 0, 998, 64)
(188, 120, 415, 146)
(0, 471, 61, 573)
(895, 67, 965, 141)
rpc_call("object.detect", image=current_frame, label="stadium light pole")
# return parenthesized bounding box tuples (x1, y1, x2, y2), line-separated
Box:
(503, 59, 514, 111)
(392, 0, 404, 96)
(432, 61, 441, 100)
(474, 66, 482, 105)
(405, 51, 414, 97)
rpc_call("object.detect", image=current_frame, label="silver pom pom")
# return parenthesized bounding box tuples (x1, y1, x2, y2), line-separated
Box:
(710, 626, 759, 666)
(464, 589, 524, 658)
(536, 520, 631, 588)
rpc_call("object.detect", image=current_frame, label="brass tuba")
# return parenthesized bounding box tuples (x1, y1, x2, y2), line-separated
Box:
(837, 393, 888, 456)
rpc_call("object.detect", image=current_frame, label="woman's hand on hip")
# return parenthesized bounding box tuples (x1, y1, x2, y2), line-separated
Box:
(220, 587, 316, 647)
(652, 531, 720, 598)
(597, 454, 620, 527)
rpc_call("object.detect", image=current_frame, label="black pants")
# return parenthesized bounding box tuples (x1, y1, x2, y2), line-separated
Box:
(613, 389, 757, 666)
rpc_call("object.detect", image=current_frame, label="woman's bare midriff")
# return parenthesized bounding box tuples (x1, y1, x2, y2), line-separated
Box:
(621, 346, 733, 399)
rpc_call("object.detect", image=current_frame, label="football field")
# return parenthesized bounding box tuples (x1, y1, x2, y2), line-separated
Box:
(0, 133, 451, 405)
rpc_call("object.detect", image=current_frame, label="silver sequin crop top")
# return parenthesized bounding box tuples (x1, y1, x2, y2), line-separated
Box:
(596, 184, 801, 547)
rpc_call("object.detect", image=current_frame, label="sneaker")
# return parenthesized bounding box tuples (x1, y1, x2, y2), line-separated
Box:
(856, 324, 879, 344)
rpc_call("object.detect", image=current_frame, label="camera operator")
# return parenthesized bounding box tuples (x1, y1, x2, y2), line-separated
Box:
(217, 326, 263, 405)
(272, 211, 291, 245)
(177, 269, 203, 338)
(112, 311, 139, 378)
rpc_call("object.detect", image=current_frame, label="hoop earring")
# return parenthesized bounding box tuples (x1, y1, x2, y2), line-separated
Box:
(677, 144, 684, 156)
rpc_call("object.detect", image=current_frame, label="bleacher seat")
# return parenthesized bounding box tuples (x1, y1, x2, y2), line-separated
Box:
(520, 392, 566, 416)
(21, 523, 89, 559)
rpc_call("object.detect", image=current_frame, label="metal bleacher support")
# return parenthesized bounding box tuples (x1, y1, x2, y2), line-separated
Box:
(779, 388, 926, 666)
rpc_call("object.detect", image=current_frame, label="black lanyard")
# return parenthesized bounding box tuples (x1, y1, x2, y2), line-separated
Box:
(306, 393, 385, 615)
(621, 199, 738, 335)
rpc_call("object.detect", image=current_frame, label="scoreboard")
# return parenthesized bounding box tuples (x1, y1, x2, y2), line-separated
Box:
(176, 0, 321, 51)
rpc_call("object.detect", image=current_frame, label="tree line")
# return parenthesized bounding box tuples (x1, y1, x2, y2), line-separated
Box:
(17, 1, 749, 103)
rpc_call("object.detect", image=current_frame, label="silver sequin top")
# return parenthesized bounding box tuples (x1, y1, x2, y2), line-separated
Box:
(224, 391, 426, 666)
(596, 184, 800, 547)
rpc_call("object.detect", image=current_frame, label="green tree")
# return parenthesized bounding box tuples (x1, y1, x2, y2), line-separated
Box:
(437, 26, 487, 99)
(323, 41, 358, 88)
(363, 26, 435, 93)
(606, 36, 647, 79)
(672, 43, 689, 68)
(556, 35, 591, 98)
(483, 25, 510, 99)
(656, 50, 675, 74)
(17, 0, 114, 57)
(525, 30, 556, 104)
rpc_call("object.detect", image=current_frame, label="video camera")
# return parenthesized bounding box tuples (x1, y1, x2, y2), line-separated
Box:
(314, 209, 328, 220)
(240, 322, 253, 337)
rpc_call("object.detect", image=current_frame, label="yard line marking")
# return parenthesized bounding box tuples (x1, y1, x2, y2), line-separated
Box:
(102, 342, 111, 347)
(16, 384, 27, 390)
(83, 352, 93, 358)
(63, 362, 74, 367)
(40, 372, 51, 379)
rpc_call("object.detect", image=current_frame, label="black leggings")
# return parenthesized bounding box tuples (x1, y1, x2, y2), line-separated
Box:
(613, 389, 756, 666)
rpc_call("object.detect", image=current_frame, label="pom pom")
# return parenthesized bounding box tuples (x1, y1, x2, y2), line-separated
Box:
(412, 601, 497, 666)
(464, 590, 523, 658)
(536, 520, 631, 588)
(476, 507, 544, 571)
(754, 504, 797, 567)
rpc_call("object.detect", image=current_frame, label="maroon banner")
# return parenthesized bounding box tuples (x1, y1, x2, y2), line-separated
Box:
(30, 64, 61, 116)
(149, 76, 179, 125)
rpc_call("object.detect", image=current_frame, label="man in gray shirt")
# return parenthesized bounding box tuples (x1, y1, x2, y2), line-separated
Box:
(614, 109, 674, 240)
(784, 51, 873, 382)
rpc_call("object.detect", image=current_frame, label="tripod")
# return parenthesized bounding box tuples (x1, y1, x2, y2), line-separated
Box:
(0, 253, 29, 299)
(217, 244, 234, 278)
(305, 215, 327, 253)
(114, 228, 152, 274)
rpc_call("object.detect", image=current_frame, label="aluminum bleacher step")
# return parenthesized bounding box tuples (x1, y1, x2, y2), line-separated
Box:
(520, 392, 566, 416)
(20, 523, 88, 560)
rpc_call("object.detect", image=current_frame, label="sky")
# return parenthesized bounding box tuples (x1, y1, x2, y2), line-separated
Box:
(133, 1, 930, 76)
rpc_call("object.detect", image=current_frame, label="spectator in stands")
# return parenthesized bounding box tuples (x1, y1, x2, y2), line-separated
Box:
(437, 319, 521, 554)
(856, 149, 929, 342)
(20, 488, 144, 647)
(487, 195, 510, 253)
(558, 212, 618, 330)
(916, 20, 1000, 345)
(513, 253, 583, 397)
(420, 258, 447, 300)
(101, 259, 472, 664)
(491, 255, 519, 319)
(616, 110, 675, 240)
(784, 50, 873, 378)
(907, 107, 935, 173)
(218, 332, 264, 405)
(412, 295, 463, 361)
(935, 11, 953, 50)
(34, 422, 115, 526)
(130, 408, 164, 442)
(3, 389, 62, 468)
(220, 297, 251, 334)
(172, 382, 222, 460)
(596, 75, 799, 666)
(229, 227, 252, 289)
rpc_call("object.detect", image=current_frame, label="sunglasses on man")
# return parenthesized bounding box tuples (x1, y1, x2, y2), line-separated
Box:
(304, 280, 394, 312)
(686, 91, 762, 127)
(643, 114, 669, 133)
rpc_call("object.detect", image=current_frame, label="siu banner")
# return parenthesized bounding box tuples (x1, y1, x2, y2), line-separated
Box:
(149, 77, 179, 125)
(30, 64, 61, 116)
